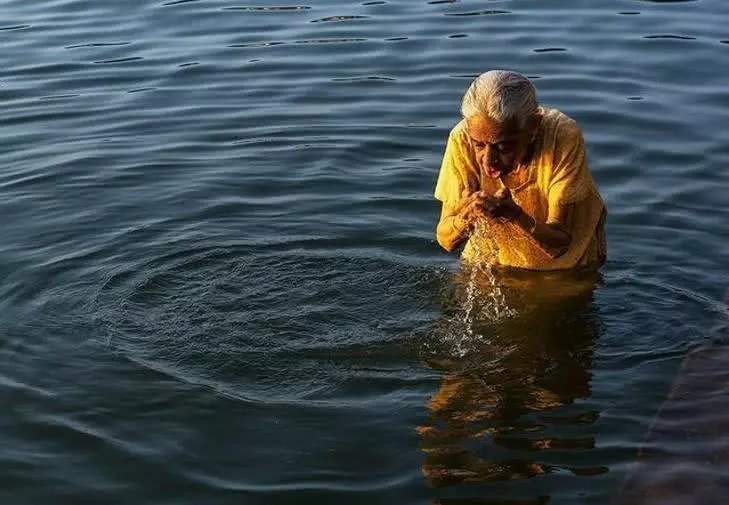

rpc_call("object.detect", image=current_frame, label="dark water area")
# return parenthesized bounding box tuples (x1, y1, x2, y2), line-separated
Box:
(2, 0, 729, 503)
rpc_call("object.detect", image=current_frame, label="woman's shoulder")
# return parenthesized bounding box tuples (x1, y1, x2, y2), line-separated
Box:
(447, 118, 469, 142)
(539, 106, 583, 142)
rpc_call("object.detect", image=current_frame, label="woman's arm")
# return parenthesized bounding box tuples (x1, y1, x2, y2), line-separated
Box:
(514, 205, 572, 258)
(436, 206, 471, 252)
(490, 188, 573, 258)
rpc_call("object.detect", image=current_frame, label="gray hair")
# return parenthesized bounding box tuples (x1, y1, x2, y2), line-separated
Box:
(460, 70, 538, 128)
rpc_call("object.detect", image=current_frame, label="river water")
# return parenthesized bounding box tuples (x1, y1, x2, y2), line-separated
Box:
(2, 0, 729, 503)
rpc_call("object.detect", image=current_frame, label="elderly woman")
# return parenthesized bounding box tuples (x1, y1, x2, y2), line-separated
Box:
(435, 70, 606, 270)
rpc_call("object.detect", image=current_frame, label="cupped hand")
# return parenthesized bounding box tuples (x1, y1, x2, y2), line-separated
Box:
(489, 187, 523, 221)
(455, 190, 500, 227)
(456, 188, 524, 227)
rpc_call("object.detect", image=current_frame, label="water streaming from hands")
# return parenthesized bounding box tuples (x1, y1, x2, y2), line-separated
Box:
(450, 219, 516, 357)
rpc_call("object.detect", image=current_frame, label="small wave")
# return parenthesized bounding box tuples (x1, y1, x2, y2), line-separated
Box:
(93, 56, 143, 64)
(643, 34, 696, 40)
(0, 24, 30, 31)
(32, 413, 153, 458)
(232, 38, 368, 48)
(449, 73, 479, 79)
(223, 5, 311, 11)
(65, 42, 131, 49)
(229, 41, 285, 48)
(311, 15, 369, 22)
(162, 0, 201, 5)
(39, 94, 80, 100)
(445, 10, 510, 16)
(294, 37, 367, 44)
(0, 373, 54, 398)
(331, 75, 397, 82)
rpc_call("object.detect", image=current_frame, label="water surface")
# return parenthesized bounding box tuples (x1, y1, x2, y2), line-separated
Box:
(2, 0, 729, 503)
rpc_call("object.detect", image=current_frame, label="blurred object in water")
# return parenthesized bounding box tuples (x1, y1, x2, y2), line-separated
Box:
(616, 292, 729, 504)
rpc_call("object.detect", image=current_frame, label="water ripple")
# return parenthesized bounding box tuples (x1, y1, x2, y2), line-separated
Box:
(332, 75, 397, 82)
(229, 41, 285, 48)
(311, 15, 370, 22)
(444, 9, 510, 16)
(39, 94, 81, 101)
(65, 42, 131, 49)
(295, 37, 368, 44)
(230, 37, 368, 48)
(643, 34, 696, 40)
(93, 56, 144, 64)
(0, 24, 31, 31)
(162, 0, 201, 5)
(222, 5, 312, 11)
(3, 0, 729, 501)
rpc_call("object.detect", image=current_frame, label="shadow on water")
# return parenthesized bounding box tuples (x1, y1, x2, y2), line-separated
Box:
(419, 269, 607, 489)
(613, 291, 729, 504)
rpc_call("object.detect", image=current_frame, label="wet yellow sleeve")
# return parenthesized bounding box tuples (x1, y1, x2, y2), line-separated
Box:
(547, 120, 592, 222)
(434, 129, 477, 206)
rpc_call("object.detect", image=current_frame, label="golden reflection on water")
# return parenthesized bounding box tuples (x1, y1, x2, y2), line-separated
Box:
(420, 268, 607, 488)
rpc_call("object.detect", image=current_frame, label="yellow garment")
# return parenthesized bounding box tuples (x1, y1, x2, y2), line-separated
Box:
(434, 107, 606, 270)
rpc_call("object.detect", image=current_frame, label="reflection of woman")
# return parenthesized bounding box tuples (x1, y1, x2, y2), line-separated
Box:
(419, 272, 603, 487)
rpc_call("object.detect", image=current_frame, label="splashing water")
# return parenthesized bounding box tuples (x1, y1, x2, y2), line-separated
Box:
(463, 220, 515, 325)
(443, 219, 516, 357)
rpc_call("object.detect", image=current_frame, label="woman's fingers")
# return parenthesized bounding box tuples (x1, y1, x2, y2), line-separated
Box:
(456, 191, 511, 223)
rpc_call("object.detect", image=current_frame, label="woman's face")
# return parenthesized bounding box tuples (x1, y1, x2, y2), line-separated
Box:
(466, 114, 535, 178)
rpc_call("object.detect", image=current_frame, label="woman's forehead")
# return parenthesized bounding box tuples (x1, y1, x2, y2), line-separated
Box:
(466, 115, 521, 142)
